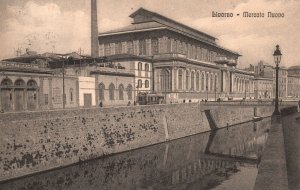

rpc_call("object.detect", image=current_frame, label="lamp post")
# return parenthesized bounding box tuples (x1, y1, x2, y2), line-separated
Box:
(244, 82, 247, 100)
(272, 45, 282, 117)
(62, 60, 65, 110)
(206, 85, 208, 101)
(214, 78, 217, 101)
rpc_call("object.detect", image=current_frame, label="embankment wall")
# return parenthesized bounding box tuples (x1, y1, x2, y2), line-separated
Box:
(0, 103, 274, 182)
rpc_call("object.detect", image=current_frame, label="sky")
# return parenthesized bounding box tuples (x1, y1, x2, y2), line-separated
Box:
(0, 0, 299, 68)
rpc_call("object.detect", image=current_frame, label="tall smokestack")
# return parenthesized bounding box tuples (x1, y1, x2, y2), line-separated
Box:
(91, 0, 99, 58)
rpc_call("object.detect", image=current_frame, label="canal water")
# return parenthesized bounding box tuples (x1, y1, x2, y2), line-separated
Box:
(0, 118, 271, 190)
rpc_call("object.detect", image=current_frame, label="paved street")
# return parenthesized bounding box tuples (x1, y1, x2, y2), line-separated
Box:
(282, 112, 300, 190)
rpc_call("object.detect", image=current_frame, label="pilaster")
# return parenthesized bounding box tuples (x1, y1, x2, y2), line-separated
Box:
(95, 76, 99, 106)
(39, 77, 44, 109)
(49, 78, 53, 109)
(24, 89, 27, 111)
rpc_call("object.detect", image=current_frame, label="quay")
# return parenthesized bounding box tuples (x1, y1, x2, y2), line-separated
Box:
(0, 101, 297, 183)
(254, 105, 300, 190)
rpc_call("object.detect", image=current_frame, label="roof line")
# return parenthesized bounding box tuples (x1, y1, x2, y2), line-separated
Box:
(99, 26, 167, 36)
(129, 7, 217, 40)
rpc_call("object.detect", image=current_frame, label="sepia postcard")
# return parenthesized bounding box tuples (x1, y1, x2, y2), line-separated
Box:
(0, 0, 299, 189)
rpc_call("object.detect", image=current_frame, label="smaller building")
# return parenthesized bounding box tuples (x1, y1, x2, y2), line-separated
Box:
(287, 66, 300, 98)
(0, 60, 79, 112)
(253, 77, 273, 99)
(247, 61, 288, 99)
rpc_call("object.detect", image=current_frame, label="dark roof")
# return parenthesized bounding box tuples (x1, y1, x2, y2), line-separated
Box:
(90, 70, 135, 77)
(129, 8, 216, 41)
(0, 65, 53, 75)
(105, 54, 152, 62)
(99, 8, 240, 56)
(3, 53, 64, 63)
(100, 21, 166, 36)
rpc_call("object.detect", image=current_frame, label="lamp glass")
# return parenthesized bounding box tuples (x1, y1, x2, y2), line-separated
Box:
(273, 45, 282, 65)
(274, 55, 281, 65)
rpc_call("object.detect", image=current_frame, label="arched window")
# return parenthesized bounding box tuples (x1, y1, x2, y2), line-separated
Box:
(138, 79, 142, 88)
(211, 73, 214, 91)
(206, 73, 209, 91)
(215, 75, 218, 91)
(196, 72, 200, 91)
(145, 64, 149, 71)
(118, 84, 124, 100)
(127, 85, 133, 100)
(14, 79, 25, 86)
(161, 69, 170, 91)
(145, 63, 150, 77)
(1, 78, 13, 86)
(186, 70, 190, 90)
(191, 71, 195, 90)
(138, 62, 142, 70)
(201, 73, 204, 91)
(27, 80, 37, 88)
(145, 80, 149, 88)
(109, 83, 115, 100)
(178, 69, 183, 90)
(99, 83, 105, 100)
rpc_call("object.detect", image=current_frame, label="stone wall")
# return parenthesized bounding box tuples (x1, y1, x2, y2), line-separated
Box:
(209, 107, 254, 128)
(0, 117, 270, 190)
(0, 103, 274, 182)
(0, 103, 209, 182)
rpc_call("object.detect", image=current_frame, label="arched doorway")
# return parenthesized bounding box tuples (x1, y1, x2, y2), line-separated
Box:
(14, 79, 26, 111)
(98, 83, 105, 101)
(1, 78, 13, 111)
(160, 69, 170, 91)
(27, 80, 38, 110)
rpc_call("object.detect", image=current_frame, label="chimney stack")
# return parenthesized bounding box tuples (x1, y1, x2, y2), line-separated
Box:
(91, 0, 99, 58)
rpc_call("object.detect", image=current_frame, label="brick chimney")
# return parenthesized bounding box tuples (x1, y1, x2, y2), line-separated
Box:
(91, 0, 99, 58)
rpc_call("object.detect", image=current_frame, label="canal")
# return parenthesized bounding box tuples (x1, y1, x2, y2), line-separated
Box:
(0, 118, 271, 190)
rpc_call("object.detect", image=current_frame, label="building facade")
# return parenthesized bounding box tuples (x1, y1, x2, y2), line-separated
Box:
(253, 77, 273, 99)
(287, 66, 300, 98)
(0, 60, 79, 112)
(98, 8, 255, 102)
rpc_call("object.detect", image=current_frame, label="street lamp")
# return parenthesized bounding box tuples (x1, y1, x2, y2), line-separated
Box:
(214, 78, 217, 101)
(206, 85, 208, 101)
(272, 45, 282, 117)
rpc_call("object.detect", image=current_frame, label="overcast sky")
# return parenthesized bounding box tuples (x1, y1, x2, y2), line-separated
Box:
(0, 0, 299, 68)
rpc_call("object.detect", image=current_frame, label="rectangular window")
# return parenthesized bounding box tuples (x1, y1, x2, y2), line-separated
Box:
(104, 43, 110, 56)
(139, 39, 146, 55)
(151, 38, 159, 55)
(127, 41, 133, 54)
(44, 94, 48, 105)
(115, 42, 122, 54)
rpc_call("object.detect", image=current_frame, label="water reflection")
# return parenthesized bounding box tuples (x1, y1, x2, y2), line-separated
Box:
(0, 118, 271, 190)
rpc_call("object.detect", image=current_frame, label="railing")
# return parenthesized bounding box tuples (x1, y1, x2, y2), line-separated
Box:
(153, 53, 187, 59)
(200, 100, 298, 106)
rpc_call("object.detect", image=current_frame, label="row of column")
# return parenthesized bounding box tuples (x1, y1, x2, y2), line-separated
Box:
(233, 76, 254, 93)
(156, 67, 220, 93)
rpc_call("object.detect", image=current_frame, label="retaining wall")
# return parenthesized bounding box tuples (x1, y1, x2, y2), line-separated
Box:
(0, 103, 210, 182)
(0, 103, 274, 182)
